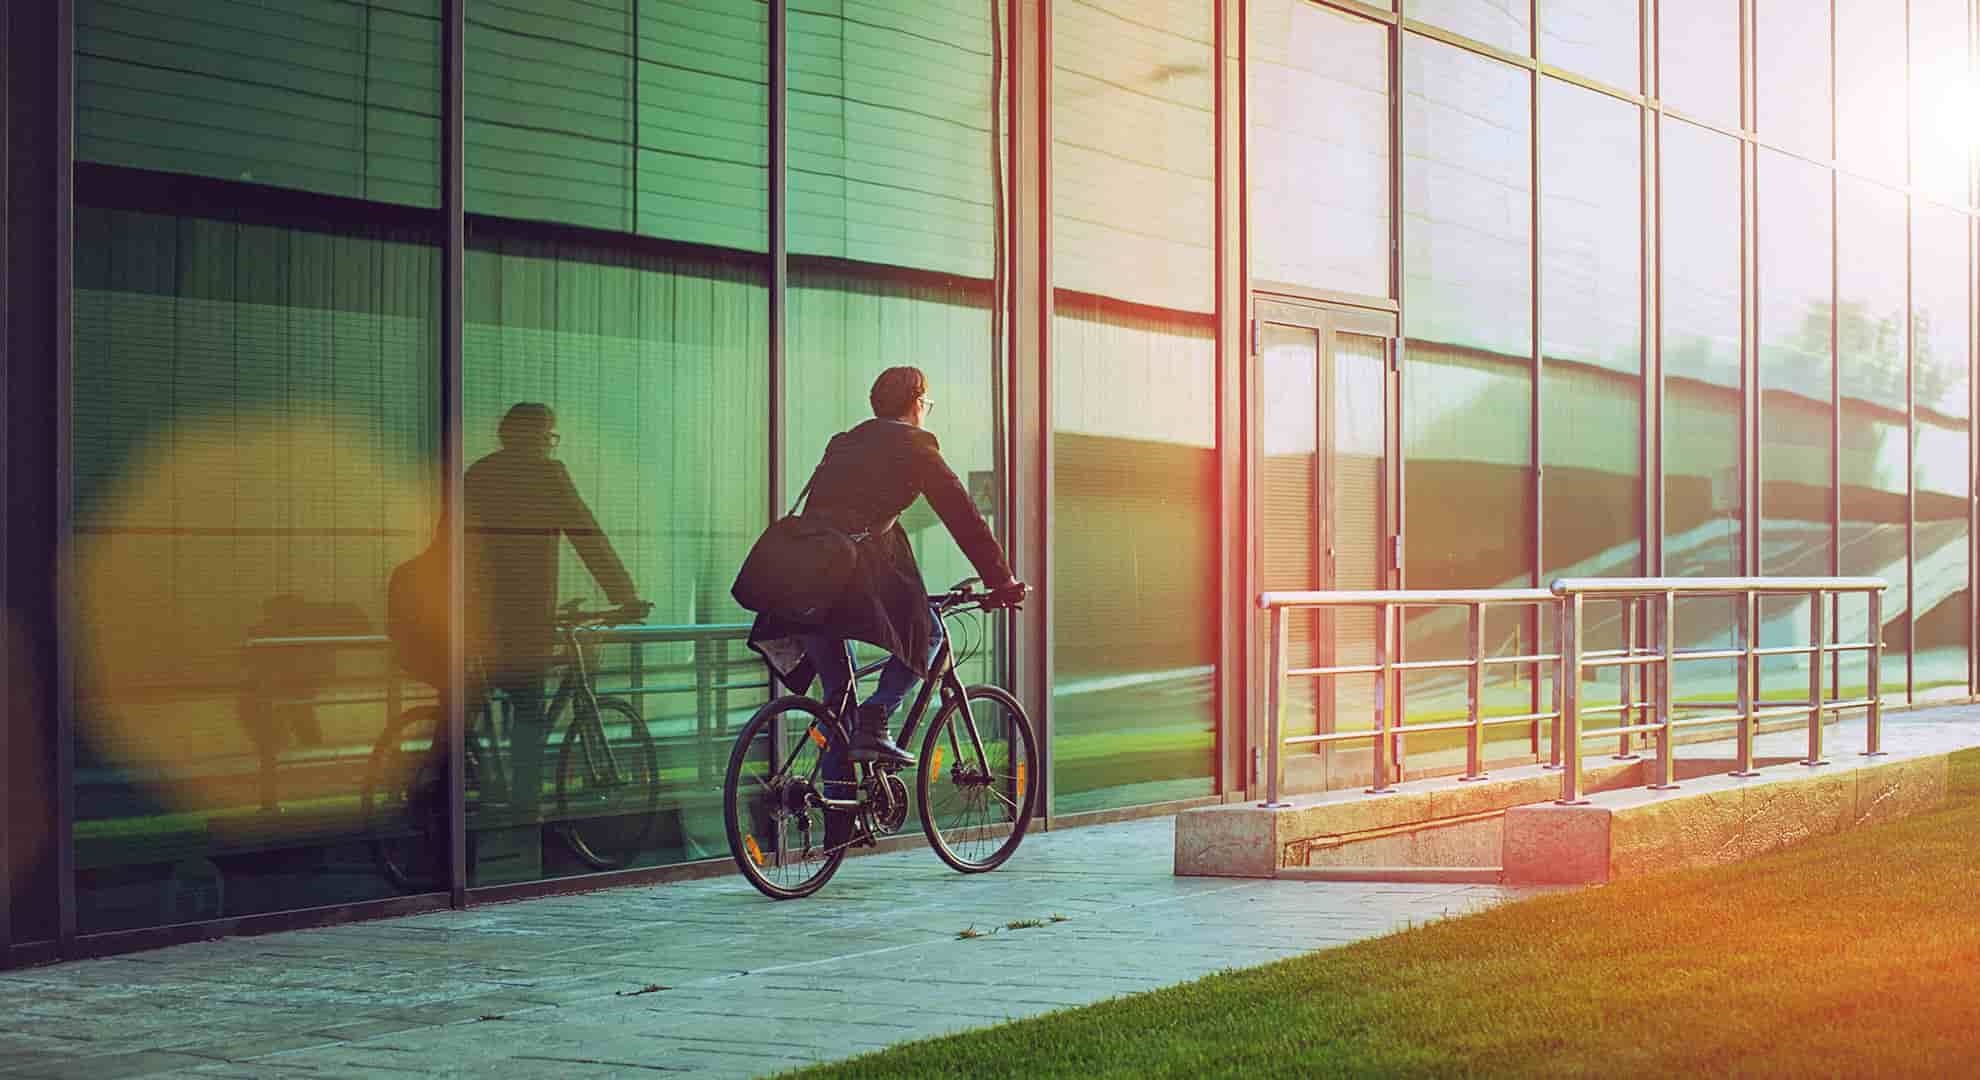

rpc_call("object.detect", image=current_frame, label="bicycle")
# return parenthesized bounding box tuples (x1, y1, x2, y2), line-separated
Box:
(722, 579, 1038, 899)
(362, 600, 661, 891)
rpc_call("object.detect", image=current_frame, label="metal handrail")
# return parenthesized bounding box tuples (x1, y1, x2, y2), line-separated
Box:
(1257, 588, 1557, 807)
(1256, 577, 1888, 810)
(226, 621, 759, 812)
(1550, 576, 1887, 804)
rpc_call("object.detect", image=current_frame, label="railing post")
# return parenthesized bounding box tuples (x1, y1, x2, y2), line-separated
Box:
(1732, 590, 1759, 777)
(1558, 590, 1587, 804)
(1260, 603, 1289, 808)
(1865, 586, 1885, 757)
(1368, 601, 1394, 794)
(1650, 589, 1677, 789)
(1462, 602, 1485, 781)
(1545, 597, 1564, 769)
(1615, 597, 1639, 760)
(1804, 588, 1827, 766)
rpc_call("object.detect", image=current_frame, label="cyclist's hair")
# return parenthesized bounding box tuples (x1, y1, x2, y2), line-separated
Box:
(869, 366, 927, 419)
(498, 402, 556, 447)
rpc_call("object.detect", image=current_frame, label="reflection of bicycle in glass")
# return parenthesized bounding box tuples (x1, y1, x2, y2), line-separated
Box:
(723, 580, 1038, 899)
(363, 600, 659, 891)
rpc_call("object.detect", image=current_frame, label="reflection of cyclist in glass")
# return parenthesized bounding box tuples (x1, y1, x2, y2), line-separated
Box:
(466, 403, 644, 821)
(749, 367, 1026, 770)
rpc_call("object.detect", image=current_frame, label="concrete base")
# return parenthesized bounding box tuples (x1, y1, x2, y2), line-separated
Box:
(1174, 757, 1653, 878)
(1176, 738, 1946, 885)
(1502, 751, 1948, 885)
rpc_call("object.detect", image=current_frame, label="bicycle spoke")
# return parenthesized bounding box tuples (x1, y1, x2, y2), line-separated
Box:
(919, 687, 1036, 874)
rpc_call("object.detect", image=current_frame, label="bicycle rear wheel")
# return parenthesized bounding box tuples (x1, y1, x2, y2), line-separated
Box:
(363, 704, 481, 892)
(556, 697, 660, 870)
(723, 696, 850, 900)
(917, 685, 1037, 873)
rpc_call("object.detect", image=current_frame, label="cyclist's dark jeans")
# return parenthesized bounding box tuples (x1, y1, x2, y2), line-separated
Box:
(796, 604, 944, 723)
(491, 669, 548, 823)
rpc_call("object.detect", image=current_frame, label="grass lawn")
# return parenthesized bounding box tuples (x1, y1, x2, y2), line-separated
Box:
(792, 748, 1980, 1078)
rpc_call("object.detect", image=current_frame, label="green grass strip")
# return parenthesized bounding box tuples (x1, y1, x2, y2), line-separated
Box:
(791, 749, 1980, 1078)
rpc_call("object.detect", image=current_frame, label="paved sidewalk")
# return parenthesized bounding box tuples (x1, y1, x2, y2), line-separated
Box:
(5, 705, 1970, 1080)
(0, 817, 1543, 1079)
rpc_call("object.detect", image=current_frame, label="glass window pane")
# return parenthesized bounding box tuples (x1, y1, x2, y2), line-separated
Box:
(1837, 177, 1910, 697)
(1658, 0, 1740, 131)
(1914, 203, 1971, 697)
(1542, 79, 1641, 742)
(71, 209, 440, 929)
(790, 0, 997, 275)
(1758, 149, 1833, 700)
(1661, 117, 1743, 703)
(1542, 79, 1641, 588)
(1404, 36, 1532, 361)
(1404, 36, 1533, 731)
(784, 271, 1002, 698)
(76, 0, 440, 206)
(639, 0, 770, 250)
(461, 237, 769, 886)
(1249, 0, 1390, 297)
(1539, 0, 1639, 91)
(1911, 0, 1973, 206)
(469, 1, 770, 249)
(1835, 0, 1907, 185)
(1755, 0, 1831, 159)
(1406, 0, 1531, 56)
(1051, 0, 1217, 813)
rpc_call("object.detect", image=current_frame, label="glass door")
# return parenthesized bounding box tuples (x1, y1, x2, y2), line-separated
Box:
(1251, 297, 1397, 793)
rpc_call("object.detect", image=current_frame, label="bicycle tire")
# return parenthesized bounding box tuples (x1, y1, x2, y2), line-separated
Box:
(723, 696, 850, 900)
(917, 685, 1038, 874)
(556, 696, 660, 870)
(363, 704, 479, 892)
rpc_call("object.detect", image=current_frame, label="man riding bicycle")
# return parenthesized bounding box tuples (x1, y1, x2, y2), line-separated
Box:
(746, 367, 1026, 770)
(466, 403, 649, 821)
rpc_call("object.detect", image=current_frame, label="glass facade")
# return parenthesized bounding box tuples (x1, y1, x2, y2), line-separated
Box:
(6, 0, 1980, 957)
(1402, 34, 1533, 731)
(1050, 0, 1217, 814)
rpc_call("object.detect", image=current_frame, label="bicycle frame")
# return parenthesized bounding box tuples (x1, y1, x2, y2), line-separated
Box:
(807, 605, 995, 812)
(467, 625, 615, 796)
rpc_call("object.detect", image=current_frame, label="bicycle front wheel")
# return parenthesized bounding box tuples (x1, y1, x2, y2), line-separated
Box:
(723, 696, 850, 900)
(917, 685, 1038, 873)
(556, 697, 660, 870)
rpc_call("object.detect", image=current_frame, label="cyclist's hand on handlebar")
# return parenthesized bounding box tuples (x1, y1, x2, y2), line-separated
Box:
(983, 580, 1028, 609)
(614, 598, 654, 623)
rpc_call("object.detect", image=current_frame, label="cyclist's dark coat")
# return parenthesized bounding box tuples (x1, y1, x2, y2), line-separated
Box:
(748, 418, 1013, 685)
(465, 448, 637, 677)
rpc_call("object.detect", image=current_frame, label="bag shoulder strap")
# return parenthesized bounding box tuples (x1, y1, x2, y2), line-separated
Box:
(786, 431, 842, 517)
(786, 472, 817, 518)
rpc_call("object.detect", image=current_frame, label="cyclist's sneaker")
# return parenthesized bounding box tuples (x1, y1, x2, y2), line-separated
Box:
(848, 703, 916, 767)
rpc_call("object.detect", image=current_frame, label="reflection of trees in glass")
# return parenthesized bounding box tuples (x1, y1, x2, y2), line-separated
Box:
(1790, 299, 1964, 408)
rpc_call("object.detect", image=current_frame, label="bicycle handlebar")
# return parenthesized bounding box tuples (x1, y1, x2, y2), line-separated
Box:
(930, 578, 1028, 612)
(554, 599, 654, 630)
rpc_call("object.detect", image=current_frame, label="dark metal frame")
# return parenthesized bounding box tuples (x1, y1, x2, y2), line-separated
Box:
(0, 0, 12, 957)
(440, 0, 467, 911)
(1008, 0, 1053, 824)
(52, 0, 76, 954)
(1218, 0, 1245, 797)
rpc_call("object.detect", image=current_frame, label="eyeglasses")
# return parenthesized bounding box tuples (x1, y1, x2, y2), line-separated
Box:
(547, 432, 562, 447)
(919, 395, 936, 413)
